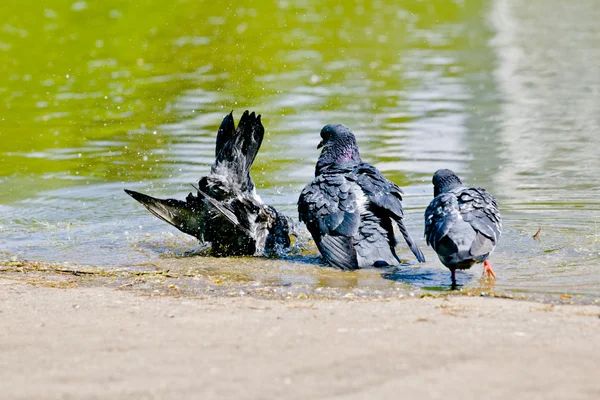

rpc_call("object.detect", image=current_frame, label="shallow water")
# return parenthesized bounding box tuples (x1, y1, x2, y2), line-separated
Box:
(1, 0, 599, 298)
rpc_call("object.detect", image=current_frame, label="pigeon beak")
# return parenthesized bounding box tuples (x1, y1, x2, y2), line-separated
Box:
(317, 140, 325, 149)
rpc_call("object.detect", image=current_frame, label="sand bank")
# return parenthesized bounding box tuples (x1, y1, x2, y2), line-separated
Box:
(1, 276, 599, 400)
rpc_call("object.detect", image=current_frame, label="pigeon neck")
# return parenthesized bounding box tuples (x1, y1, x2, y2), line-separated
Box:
(434, 180, 462, 197)
(315, 145, 361, 175)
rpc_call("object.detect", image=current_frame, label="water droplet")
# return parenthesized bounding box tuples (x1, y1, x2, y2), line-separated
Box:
(71, 1, 88, 12)
(44, 9, 58, 19)
(109, 9, 122, 19)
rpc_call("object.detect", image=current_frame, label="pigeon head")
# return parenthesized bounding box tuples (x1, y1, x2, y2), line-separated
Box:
(315, 124, 361, 174)
(432, 169, 463, 197)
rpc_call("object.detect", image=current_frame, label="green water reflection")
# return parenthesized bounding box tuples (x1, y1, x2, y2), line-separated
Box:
(0, 0, 487, 197)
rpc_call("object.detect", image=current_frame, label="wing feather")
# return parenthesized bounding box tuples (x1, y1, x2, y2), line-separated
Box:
(355, 163, 425, 262)
(457, 188, 502, 245)
(318, 235, 359, 270)
(424, 192, 460, 252)
(298, 174, 362, 269)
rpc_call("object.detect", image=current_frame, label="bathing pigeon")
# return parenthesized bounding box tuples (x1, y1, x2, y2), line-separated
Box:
(298, 124, 425, 270)
(424, 169, 502, 284)
(125, 110, 292, 256)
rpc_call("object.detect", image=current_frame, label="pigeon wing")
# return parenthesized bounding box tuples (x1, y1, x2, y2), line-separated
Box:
(456, 188, 502, 256)
(355, 164, 425, 262)
(124, 189, 205, 239)
(298, 174, 361, 270)
(424, 192, 460, 253)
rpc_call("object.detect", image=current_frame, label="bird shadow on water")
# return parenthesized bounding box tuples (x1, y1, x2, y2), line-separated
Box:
(381, 265, 473, 291)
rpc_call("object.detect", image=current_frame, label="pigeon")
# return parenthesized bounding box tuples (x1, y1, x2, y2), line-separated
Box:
(424, 169, 502, 285)
(297, 124, 425, 270)
(125, 110, 292, 256)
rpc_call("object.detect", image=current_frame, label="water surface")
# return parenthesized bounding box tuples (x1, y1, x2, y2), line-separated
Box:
(1, 0, 599, 298)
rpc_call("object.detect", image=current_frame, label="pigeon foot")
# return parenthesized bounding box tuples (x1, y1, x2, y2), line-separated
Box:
(482, 260, 497, 280)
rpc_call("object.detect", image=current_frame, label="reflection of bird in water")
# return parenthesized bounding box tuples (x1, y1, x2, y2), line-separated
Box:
(424, 169, 502, 286)
(298, 124, 425, 270)
(125, 110, 292, 256)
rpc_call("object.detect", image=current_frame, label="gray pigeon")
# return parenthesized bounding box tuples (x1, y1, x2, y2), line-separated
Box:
(125, 110, 292, 256)
(298, 124, 425, 270)
(424, 169, 502, 284)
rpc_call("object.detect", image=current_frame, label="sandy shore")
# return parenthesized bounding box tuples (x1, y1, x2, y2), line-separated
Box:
(1, 276, 599, 400)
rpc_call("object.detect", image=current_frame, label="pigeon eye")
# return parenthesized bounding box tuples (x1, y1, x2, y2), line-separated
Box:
(321, 131, 330, 140)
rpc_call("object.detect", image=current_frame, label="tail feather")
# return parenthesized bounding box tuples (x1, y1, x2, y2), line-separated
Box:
(215, 111, 235, 158)
(212, 110, 264, 190)
(396, 219, 426, 263)
(237, 111, 264, 172)
(124, 189, 204, 238)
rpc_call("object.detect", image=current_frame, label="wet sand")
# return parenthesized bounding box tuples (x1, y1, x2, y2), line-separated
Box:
(1, 275, 599, 400)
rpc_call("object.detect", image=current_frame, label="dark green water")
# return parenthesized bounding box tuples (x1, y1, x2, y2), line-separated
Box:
(1, 0, 599, 297)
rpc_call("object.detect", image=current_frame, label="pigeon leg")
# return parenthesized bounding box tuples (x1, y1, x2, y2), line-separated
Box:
(450, 269, 457, 289)
(482, 260, 497, 279)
